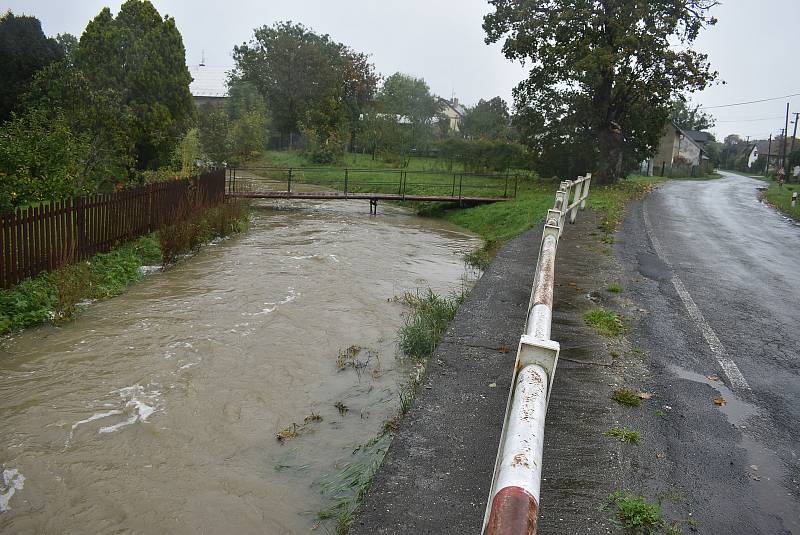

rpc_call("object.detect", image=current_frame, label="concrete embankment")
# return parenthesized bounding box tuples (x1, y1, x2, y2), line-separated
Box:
(352, 210, 633, 534)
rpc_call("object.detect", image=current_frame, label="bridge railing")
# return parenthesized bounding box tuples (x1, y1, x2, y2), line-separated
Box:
(482, 174, 592, 535)
(227, 166, 523, 200)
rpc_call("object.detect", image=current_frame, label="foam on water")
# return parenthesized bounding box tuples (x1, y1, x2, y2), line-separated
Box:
(0, 468, 25, 512)
(68, 386, 161, 440)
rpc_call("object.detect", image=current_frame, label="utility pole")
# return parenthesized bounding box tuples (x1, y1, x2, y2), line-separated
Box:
(765, 134, 772, 175)
(782, 102, 790, 170)
(791, 112, 799, 159)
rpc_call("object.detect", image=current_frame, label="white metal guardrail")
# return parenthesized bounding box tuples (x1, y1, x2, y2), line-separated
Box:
(482, 174, 592, 535)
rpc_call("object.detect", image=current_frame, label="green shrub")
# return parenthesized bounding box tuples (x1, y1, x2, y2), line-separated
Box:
(607, 282, 623, 293)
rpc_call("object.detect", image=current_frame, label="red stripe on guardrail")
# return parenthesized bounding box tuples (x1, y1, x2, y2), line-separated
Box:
(485, 486, 539, 535)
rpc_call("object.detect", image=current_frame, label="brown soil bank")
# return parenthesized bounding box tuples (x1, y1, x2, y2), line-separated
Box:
(351, 210, 638, 534)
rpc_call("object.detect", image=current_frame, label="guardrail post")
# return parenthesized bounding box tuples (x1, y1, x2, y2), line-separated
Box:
(345, 169, 349, 198)
(569, 177, 584, 224)
(459, 174, 463, 200)
(452, 173, 457, 197)
(580, 174, 592, 209)
(288, 168, 293, 193)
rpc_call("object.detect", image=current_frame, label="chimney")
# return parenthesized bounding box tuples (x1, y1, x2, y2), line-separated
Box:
(451, 97, 459, 107)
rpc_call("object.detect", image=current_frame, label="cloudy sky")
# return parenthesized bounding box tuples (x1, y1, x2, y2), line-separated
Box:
(6, 0, 800, 141)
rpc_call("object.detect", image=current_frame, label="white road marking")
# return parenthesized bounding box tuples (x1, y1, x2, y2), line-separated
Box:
(642, 200, 751, 391)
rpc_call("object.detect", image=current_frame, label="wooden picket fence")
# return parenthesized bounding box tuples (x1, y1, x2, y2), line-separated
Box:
(0, 169, 225, 289)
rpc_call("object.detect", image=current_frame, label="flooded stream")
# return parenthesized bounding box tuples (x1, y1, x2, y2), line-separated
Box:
(0, 199, 478, 534)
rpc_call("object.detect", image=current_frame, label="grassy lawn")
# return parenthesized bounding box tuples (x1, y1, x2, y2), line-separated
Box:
(240, 151, 531, 199)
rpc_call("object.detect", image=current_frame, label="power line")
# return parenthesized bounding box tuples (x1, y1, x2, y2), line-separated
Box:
(713, 116, 785, 123)
(700, 92, 800, 109)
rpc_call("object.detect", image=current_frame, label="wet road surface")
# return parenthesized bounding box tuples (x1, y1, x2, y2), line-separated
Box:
(0, 200, 477, 534)
(619, 171, 800, 533)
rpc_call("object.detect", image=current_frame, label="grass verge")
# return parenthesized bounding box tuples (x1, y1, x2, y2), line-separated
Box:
(761, 180, 800, 221)
(0, 201, 249, 335)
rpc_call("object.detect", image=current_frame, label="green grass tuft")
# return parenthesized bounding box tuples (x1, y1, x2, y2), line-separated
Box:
(398, 288, 463, 360)
(584, 307, 624, 337)
(607, 281, 623, 293)
(606, 490, 668, 533)
(611, 388, 642, 407)
(603, 426, 641, 444)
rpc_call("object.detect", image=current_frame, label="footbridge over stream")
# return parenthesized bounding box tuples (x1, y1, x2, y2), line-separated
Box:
(226, 166, 517, 209)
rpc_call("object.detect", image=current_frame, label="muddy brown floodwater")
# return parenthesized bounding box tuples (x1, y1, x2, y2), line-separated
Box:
(0, 199, 478, 534)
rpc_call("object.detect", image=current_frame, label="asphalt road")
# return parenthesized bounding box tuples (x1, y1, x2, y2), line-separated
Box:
(618, 170, 800, 533)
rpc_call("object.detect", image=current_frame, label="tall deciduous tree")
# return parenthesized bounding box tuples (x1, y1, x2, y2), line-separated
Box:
(377, 73, 440, 150)
(461, 97, 511, 140)
(671, 98, 715, 131)
(0, 11, 63, 121)
(232, 21, 377, 151)
(484, 0, 719, 183)
(75, 0, 194, 170)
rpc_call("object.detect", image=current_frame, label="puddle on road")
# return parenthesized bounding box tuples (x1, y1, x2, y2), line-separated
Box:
(668, 364, 800, 532)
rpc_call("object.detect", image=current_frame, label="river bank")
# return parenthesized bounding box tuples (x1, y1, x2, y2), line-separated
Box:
(0, 199, 476, 534)
(0, 201, 249, 336)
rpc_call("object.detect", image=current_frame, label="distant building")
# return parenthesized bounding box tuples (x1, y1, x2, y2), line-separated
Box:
(646, 121, 711, 176)
(188, 64, 230, 107)
(439, 97, 467, 132)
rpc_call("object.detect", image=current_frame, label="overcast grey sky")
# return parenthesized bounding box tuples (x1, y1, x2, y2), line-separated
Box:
(4, 0, 800, 141)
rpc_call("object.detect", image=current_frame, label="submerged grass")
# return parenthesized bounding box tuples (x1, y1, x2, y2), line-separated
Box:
(315, 287, 466, 533)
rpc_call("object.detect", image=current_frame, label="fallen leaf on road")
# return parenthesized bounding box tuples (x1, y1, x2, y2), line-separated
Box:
(656, 452, 665, 459)
(498, 345, 510, 353)
(713, 396, 726, 406)
(488, 383, 497, 388)
(638, 392, 654, 399)
(707, 374, 720, 381)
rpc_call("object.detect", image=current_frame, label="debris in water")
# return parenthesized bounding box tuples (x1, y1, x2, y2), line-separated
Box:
(334, 402, 349, 415)
(277, 423, 299, 442)
(304, 411, 322, 424)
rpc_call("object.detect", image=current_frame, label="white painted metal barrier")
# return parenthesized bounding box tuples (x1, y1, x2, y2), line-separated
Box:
(482, 174, 592, 535)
